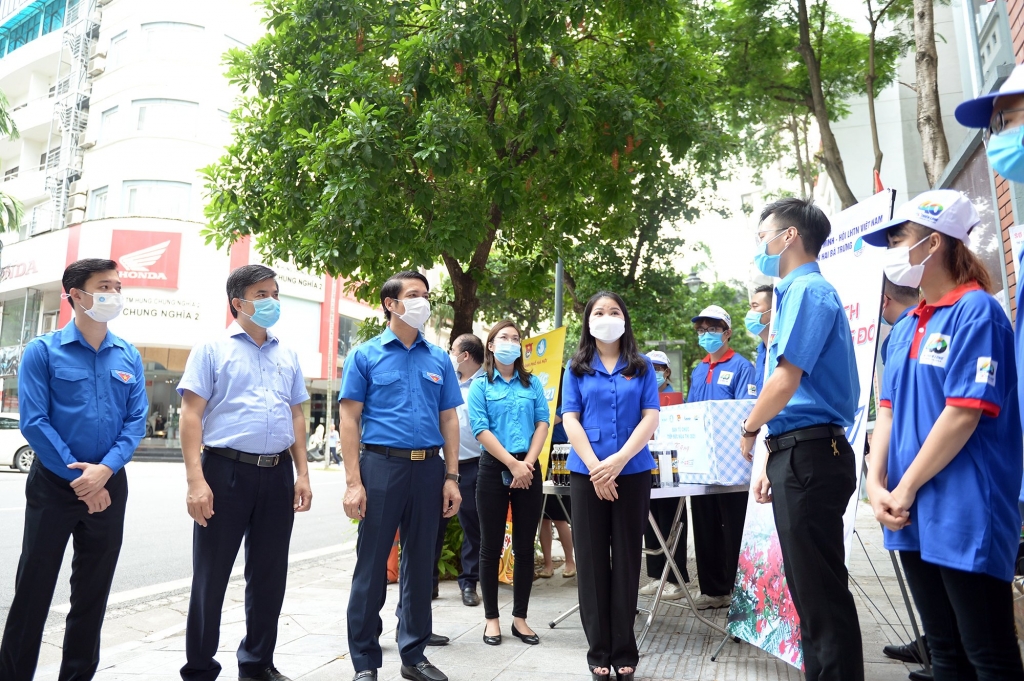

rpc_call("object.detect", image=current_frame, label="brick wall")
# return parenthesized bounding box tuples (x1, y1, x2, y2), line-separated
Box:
(1003, 0, 1023, 318)
(1013, 0, 1024, 60)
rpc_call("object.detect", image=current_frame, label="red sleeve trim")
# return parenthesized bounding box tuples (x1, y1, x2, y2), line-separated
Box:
(878, 399, 892, 409)
(946, 397, 1000, 418)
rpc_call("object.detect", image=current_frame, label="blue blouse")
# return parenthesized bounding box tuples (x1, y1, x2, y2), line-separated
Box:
(468, 370, 549, 455)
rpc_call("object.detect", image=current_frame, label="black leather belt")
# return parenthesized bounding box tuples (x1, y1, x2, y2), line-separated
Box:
(765, 424, 846, 454)
(204, 446, 287, 467)
(362, 444, 440, 460)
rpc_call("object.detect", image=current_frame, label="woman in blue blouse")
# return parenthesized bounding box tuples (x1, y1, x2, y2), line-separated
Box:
(562, 292, 660, 681)
(468, 320, 550, 647)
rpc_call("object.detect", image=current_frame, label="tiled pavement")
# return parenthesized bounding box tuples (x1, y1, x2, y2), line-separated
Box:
(32, 502, 921, 681)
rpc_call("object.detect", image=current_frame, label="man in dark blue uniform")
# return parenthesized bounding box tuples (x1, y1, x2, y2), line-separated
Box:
(341, 271, 462, 681)
(687, 306, 756, 610)
(741, 198, 863, 681)
(0, 258, 147, 681)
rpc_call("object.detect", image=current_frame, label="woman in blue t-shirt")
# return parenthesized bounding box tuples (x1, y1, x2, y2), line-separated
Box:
(468, 320, 550, 647)
(562, 291, 660, 681)
(863, 190, 1024, 680)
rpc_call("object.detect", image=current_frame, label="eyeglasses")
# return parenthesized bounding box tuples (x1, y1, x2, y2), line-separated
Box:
(695, 327, 725, 336)
(985, 108, 1024, 143)
(753, 227, 786, 246)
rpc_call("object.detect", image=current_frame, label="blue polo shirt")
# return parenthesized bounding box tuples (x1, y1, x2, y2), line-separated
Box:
(341, 327, 462, 449)
(178, 322, 309, 455)
(880, 307, 912, 366)
(768, 262, 858, 435)
(754, 342, 767, 395)
(880, 283, 1021, 581)
(688, 348, 757, 402)
(1015, 249, 1024, 505)
(19, 322, 148, 481)
(561, 356, 660, 476)
(468, 370, 549, 454)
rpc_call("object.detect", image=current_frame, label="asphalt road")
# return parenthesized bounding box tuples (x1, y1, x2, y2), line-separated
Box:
(0, 461, 356, 631)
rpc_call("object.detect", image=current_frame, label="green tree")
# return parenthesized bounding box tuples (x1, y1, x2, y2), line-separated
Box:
(0, 90, 23, 231)
(203, 0, 729, 341)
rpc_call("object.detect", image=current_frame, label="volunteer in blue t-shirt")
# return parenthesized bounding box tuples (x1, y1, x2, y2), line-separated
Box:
(561, 291, 660, 681)
(745, 285, 773, 395)
(687, 306, 756, 611)
(863, 190, 1024, 680)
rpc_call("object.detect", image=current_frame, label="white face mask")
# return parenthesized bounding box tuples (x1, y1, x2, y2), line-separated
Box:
(590, 315, 626, 343)
(79, 290, 124, 323)
(882, 236, 932, 289)
(394, 296, 431, 329)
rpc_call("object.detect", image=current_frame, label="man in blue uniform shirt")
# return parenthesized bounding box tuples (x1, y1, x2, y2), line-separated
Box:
(740, 198, 863, 681)
(0, 258, 147, 681)
(746, 285, 773, 395)
(341, 271, 462, 681)
(178, 264, 312, 681)
(687, 306, 756, 610)
(879, 278, 919, 367)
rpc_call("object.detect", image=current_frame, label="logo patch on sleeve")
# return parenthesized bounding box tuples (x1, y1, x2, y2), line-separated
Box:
(425, 372, 441, 383)
(919, 333, 951, 368)
(975, 357, 997, 386)
(747, 383, 757, 396)
(113, 371, 134, 383)
(717, 371, 734, 386)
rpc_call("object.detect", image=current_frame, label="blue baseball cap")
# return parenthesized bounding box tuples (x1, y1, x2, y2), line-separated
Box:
(955, 64, 1024, 128)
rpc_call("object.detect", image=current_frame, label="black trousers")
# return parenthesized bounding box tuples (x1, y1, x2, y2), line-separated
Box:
(570, 471, 650, 670)
(691, 491, 748, 596)
(0, 460, 127, 681)
(900, 551, 1024, 681)
(477, 453, 543, 620)
(765, 431, 863, 681)
(644, 498, 689, 584)
(181, 452, 295, 681)
(455, 458, 481, 590)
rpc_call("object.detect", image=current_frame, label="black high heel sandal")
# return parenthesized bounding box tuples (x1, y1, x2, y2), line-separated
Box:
(615, 667, 635, 681)
(589, 666, 610, 681)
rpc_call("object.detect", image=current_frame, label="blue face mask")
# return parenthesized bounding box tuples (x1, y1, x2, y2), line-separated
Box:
(987, 126, 1024, 182)
(744, 309, 767, 336)
(655, 371, 666, 386)
(241, 297, 281, 328)
(698, 332, 724, 354)
(493, 342, 521, 365)
(753, 230, 789, 278)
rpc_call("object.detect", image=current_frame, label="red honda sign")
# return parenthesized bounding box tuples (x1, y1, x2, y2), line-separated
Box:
(110, 230, 181, 289)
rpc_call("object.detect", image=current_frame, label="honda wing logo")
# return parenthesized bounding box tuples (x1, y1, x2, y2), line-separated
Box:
(120, 241, 171, 279)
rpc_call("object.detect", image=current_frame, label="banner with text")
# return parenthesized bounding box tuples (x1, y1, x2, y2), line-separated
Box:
(522, 326, 566, 477)
(727, 189, 894, 669)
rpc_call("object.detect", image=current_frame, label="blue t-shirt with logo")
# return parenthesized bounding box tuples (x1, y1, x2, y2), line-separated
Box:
(687, 348, 757, 402)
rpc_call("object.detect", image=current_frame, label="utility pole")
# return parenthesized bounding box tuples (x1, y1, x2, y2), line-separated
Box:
(323, 277, 339, 470)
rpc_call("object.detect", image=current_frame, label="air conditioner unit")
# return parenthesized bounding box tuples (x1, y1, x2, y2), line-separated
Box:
(88, 56, 106, 77)
(67, 208, 86, 226)
(68, 196, 87, 213)
(69, 180, 88, 195)
(79, 138, 96, 150)
(89, 10, 102, 23)
(97, 0, 113, 5)
(89, 43, 107, 59)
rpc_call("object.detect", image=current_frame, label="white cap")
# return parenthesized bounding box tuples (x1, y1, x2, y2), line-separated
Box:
(861, 189, 979, 247)
(646, 350, 670, 367)
(691, 305, 732, 329)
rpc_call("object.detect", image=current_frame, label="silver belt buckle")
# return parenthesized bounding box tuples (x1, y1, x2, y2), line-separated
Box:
(257, 454, 279, 467)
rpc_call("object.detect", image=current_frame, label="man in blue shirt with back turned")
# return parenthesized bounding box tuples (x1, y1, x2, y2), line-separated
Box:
(341, 271, 462, 681)
(740, 198, 863, 681)
(0, 258, 147, 681)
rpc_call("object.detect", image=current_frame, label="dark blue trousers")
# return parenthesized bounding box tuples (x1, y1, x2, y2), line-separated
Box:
(348, 450, 444, 672)
(455, 458, 481, 591)
(180, 452, 295, 681)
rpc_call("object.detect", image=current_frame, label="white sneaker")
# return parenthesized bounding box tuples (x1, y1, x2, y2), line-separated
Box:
(638, 579, 661, 596)
(690, 593, 732, 610)
(661, 582, 685, 600)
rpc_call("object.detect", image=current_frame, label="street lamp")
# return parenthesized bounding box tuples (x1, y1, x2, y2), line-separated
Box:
(684, 270, 702, 293)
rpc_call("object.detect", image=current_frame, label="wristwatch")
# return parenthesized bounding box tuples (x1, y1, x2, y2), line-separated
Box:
(740, 419, 760, 438)
(445, 472, 461, 483)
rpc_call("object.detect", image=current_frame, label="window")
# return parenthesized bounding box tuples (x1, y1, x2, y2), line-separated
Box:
(122, 180, 191, 220)
(0, 417, 18, 430)
(108, 31, 127, 68)
(133, 99, 199, 137)
(3, 167, 18, 181)
(88, 186, 108, 219)
(39, 147, 59, 171)
(142, 22, 203, 55)
(99, 106, 118, 142)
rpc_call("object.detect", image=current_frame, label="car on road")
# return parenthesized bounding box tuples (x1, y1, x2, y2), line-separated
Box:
(0, 413, 33, 473)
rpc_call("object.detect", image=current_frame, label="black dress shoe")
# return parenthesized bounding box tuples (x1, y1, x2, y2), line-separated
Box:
(432, 585, 440, 599)
(353, 672, 377, 681)
(239, 668, 291, 681)
(511, 623, 539, 645)
(908, 670, 933, 681)
(883, 638, 927, 664)
(462, 587, 479, 606)
(400, 660, 448, 681)
(427, 633, 449, 646)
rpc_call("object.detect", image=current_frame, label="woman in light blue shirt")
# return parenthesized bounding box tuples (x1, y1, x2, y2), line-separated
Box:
(562, 291, 660, 681)
(468, 320, 549, 647)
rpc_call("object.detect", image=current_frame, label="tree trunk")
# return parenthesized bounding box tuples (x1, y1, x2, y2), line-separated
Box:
(866, 19, 884, 176)
(913, 0, 950, 187)
(441, 205, 500, 345)
(790, 114, 809, 197)
(795, 0, 859, 209)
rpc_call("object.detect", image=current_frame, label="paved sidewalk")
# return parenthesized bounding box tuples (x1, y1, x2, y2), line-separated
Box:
(32, 502, 921, 681)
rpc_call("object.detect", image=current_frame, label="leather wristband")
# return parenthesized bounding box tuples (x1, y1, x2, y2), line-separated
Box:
(741, 419, 760, 438)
